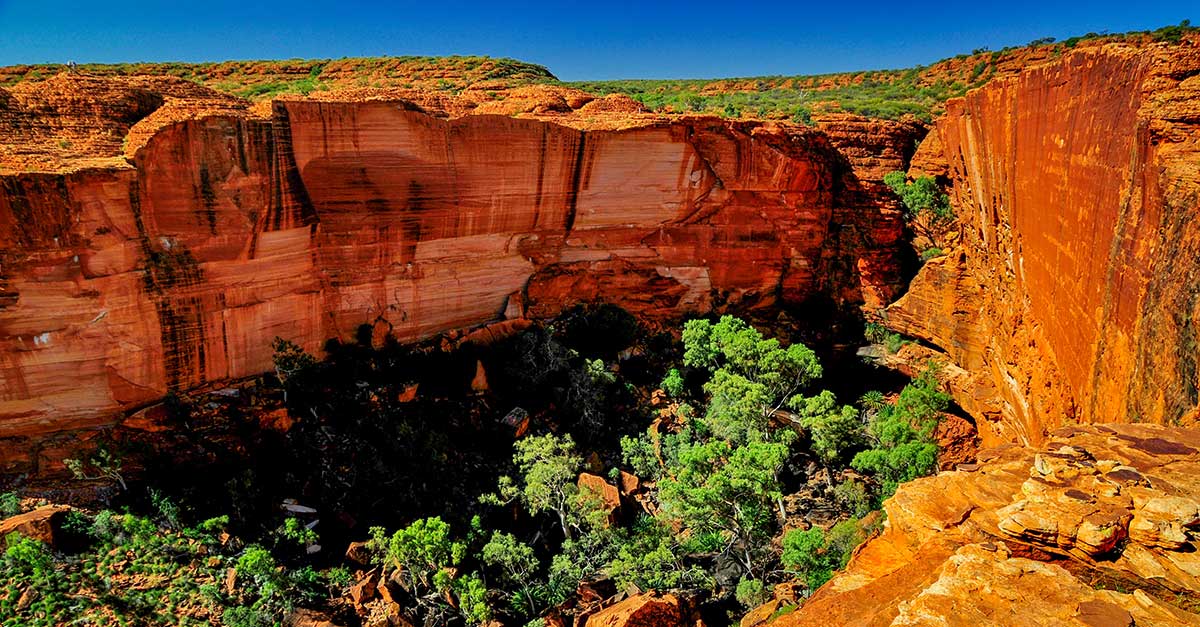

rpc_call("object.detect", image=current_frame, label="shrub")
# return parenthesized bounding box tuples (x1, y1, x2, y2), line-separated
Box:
(883, 171, 953, 221)
(851, 365, 950, 496)
(832, 479, 873, 518)
(735, 577, 771, 608)
(781, 519, 864, 592)
(0, 491, 19, 517)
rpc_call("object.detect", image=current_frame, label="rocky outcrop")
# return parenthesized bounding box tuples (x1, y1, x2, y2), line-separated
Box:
(887, 38, 1200, 445)
(0, 504, 69, 547)
(583, 593, 690, 627)
(775, 424, 1200, 626)
(0, 77, 915, 475)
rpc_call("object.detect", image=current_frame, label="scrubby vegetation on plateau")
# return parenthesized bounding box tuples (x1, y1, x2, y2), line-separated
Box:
(1, 307, 958, 626)
(565, 21, 1198, 122)
(2, 23, 1194, 121)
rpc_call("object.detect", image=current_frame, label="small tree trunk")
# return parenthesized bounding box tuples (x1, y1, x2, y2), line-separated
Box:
(558, 509, 573, 541)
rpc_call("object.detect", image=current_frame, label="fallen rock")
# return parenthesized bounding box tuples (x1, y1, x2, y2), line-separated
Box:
(585, 593, 684, 627)
(578, 473, 621, 522)
(345, 540, 372, 565)
(0, 505, 68, 548)
(285, 609, 343, 627)
(349, 570, 379, 608)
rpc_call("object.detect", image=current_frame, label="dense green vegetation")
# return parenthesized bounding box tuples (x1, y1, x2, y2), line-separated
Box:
(566, 70, 974, 123)
(0, 505, 348, 627)
(1, 310, 958, 626)
(883, 171, 953, 222)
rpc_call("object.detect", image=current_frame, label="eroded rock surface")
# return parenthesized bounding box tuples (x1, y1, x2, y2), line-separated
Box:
(775, 424, 1200, 627)
(887, 38, 1200, 445)
(0, 76, 917, 474)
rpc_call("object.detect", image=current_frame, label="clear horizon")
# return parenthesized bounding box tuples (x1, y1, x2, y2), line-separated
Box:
(0, 0, 1194, 81)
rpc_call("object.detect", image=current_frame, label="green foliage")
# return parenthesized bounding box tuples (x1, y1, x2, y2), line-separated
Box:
(781, 519, 864, 591)
(373, 516, 467, 595)
(852, 366, 950, 497)
(620, 430, 662, 481)
(658, 439, 789, 577)
(781, 527, 831, 589)
(683, 315, 821, 445)
(481, 531, 541, 614)
(606, 517, 713, 592)
(883, 171, 953, 222)
(1153, 20, 1195, 43)
(271, 337, 317, 404)
(735, 577, 771, 608)
(0, 506, 341, 627)
(63, 447, 127, 491)
(277, 517, 318, 548)
(920, 247, 945, 261)
(864, 322, 909, 354)
(791, 390, 862, 468)
(661, 368, 685, 397)
(454, 574, 492, 625)
(0, 492, 19, 518)
(832, 479, 873, 518)
(497, 433, 584, 539)
(369, 517, 487, 623)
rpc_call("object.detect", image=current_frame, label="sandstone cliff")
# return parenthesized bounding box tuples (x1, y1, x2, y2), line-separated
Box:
(774, 424, 1200, 626)
(0, 78, 917, 474)
(887, 39, 1200, 445)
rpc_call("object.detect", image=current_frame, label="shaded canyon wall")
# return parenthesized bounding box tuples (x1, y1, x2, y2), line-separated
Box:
(0, 90, 920, 473)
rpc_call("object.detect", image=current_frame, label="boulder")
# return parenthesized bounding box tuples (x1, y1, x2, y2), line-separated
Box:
(348, 570, 379, 608)
(585, 593, 685, 627)
(0, 505, 69, 548)
(578, 473, 621, 522)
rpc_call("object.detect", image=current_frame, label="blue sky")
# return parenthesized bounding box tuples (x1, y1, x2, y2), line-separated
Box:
(0, 1, 1193, 80)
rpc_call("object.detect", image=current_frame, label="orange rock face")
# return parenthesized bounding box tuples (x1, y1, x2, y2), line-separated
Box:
(584, 593, 687, 627)
(776, 424, 1200, 627)
(888, 41, 1200, 445)
(0, 77, 913, 473)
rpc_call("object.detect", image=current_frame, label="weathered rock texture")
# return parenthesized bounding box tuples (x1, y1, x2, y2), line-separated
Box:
(776, 424, 1200, 627)
(888, 40, 1200, 445)
(0, 77, 916, 473)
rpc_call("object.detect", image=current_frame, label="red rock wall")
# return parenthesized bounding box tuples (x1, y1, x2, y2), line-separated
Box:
(0, 99, 911, 473)
(887, 42, 1200, 445)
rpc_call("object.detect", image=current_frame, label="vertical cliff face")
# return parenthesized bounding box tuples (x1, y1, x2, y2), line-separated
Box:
(887, 41, 1200, 445)
(0, 81, 916, 472)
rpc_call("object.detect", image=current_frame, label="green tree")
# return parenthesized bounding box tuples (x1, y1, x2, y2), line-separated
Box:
(658, 439, 789, 577)
(883, 171, 953, 221)
(780, 519, 863, 592)
(791, 390, 862, 474)
(481, 532, 541, 615)
(271, 337, 316, 404)
(682, 316, 824, 446)
(605, 517, 712, 592)
(487, 434, 584, 540)
(851, 366, 950, 496)
(370, 517, 466, 609)
(661, 368, 685, 397)
(735, 577, 771, 608)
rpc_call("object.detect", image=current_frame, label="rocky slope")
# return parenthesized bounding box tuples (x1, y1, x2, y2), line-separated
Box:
(0, 76, 920, 476)
(887, 37, 1200, 445)
(772, 423, 1200, 627)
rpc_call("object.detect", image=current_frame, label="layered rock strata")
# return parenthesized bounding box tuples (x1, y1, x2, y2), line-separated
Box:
(776, 423, 1200, 626)
(887, 40, 1200, 444)
(0, 77, 915, 473)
